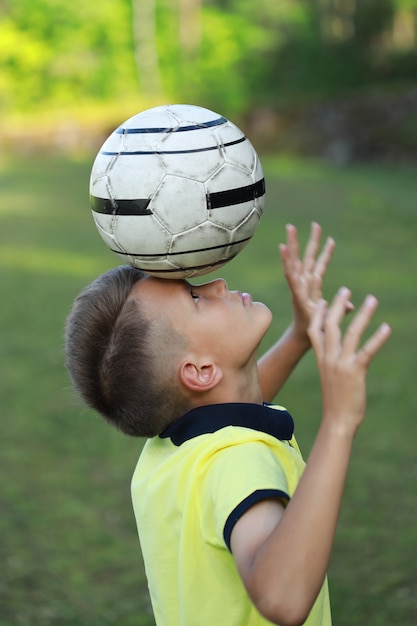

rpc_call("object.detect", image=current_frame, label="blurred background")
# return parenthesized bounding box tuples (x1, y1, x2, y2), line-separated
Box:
(2, 0, 417, 161)
(1, 1, 416, 625)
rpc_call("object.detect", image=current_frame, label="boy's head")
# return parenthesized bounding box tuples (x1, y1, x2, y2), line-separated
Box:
(65, 266, 272, 437)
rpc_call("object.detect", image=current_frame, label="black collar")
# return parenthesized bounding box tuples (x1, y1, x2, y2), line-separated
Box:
(159, 403, 294, 446)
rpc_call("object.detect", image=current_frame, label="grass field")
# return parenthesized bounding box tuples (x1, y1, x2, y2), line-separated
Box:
(0, 153, 416, 625)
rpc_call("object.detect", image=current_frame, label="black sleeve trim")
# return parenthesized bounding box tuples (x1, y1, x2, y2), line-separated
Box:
(223, 489, 290, 552)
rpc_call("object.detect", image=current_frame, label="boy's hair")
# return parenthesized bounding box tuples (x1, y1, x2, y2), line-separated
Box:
(65, 265, 190, 437)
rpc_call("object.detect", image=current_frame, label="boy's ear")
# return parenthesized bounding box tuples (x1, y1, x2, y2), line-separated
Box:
(179, 360, 223, 393)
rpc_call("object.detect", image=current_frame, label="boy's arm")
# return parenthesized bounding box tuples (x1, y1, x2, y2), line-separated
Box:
(232, 289, 391, 626)
(259, 223, 337, 403)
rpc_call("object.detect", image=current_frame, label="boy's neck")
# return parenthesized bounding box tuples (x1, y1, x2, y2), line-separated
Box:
(190, 365, 263, 408)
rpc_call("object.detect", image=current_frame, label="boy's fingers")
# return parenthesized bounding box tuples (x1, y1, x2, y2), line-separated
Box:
(303, 223, 335, 282)
(321, 288, 352, 356)
(308, 299, 327, 354)
(336, 295, 391, 362)
(357, 323, 391, 366)
(310, 289, 391, 371)
(280, 226, 299, 279)
(326, 287, 352, 326)
(342, 295, 379, 355)
(285, 224, 300, 265)
(310, 288, 350, 337)
(303, 222, 322, 271)
(308, 236, 336, 302)
(284, 223, 334, 282)
(315, 236, 336, 278)
(279, 243, 300, 286)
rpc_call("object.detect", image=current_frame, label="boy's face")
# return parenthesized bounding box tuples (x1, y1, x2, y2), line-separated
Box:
(131, 276, 272, 370)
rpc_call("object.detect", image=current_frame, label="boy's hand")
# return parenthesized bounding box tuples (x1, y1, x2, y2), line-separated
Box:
(280, 223, 344, 343)
(309, 288, 391, 434)
(258, 223, 341, 402)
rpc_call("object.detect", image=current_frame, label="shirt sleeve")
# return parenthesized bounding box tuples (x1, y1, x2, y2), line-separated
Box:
(198, 434, 293, 552)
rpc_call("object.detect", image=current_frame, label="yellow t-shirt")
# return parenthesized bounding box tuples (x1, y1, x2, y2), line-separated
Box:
(131, 403, 331, 626)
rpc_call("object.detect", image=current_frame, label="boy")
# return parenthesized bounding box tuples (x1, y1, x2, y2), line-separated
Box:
(65, 223, 390, 626)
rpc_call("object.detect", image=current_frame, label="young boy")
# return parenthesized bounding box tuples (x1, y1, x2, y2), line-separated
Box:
(65, 223, 390, 626)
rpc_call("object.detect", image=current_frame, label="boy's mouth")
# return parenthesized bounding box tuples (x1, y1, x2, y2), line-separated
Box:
(241, 292, 252, 306)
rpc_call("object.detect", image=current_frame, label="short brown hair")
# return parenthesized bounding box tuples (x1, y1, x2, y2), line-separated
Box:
(65, 266, 189, 437)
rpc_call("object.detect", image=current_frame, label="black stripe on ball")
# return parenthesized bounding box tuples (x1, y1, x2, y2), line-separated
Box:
(91, 178, 265, 216)
(109, 236, 252, 259)
(125, 260, 234, 275)
(99, 136, 247, 156)
(115, 116, 228, 134)
(207, 178, 265, 210)
(90, 196, 152, 216)
(107, 239, 251, 274)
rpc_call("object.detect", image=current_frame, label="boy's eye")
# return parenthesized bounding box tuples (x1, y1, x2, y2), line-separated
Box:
(191, 292, 200, 302)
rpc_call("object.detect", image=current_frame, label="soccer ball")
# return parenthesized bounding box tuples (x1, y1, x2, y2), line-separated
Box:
(89, 104, 265, 278)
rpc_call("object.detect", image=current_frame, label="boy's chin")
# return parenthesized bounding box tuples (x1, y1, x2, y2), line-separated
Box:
(255, 301, 273, 322)
(254, 303, 273, 336)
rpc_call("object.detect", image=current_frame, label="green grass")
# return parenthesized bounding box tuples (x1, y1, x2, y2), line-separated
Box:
(0, 153, 416, 625)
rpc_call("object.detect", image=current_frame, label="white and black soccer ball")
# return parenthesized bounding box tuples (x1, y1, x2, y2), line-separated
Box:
(90, 104, 265, 278)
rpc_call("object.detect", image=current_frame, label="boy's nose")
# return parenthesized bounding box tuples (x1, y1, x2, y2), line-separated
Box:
(206, 278, 228, 296)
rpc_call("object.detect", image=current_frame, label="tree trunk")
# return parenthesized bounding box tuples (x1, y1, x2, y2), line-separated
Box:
(178, 0, 201, 56)
(131, 0, 163, 96)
